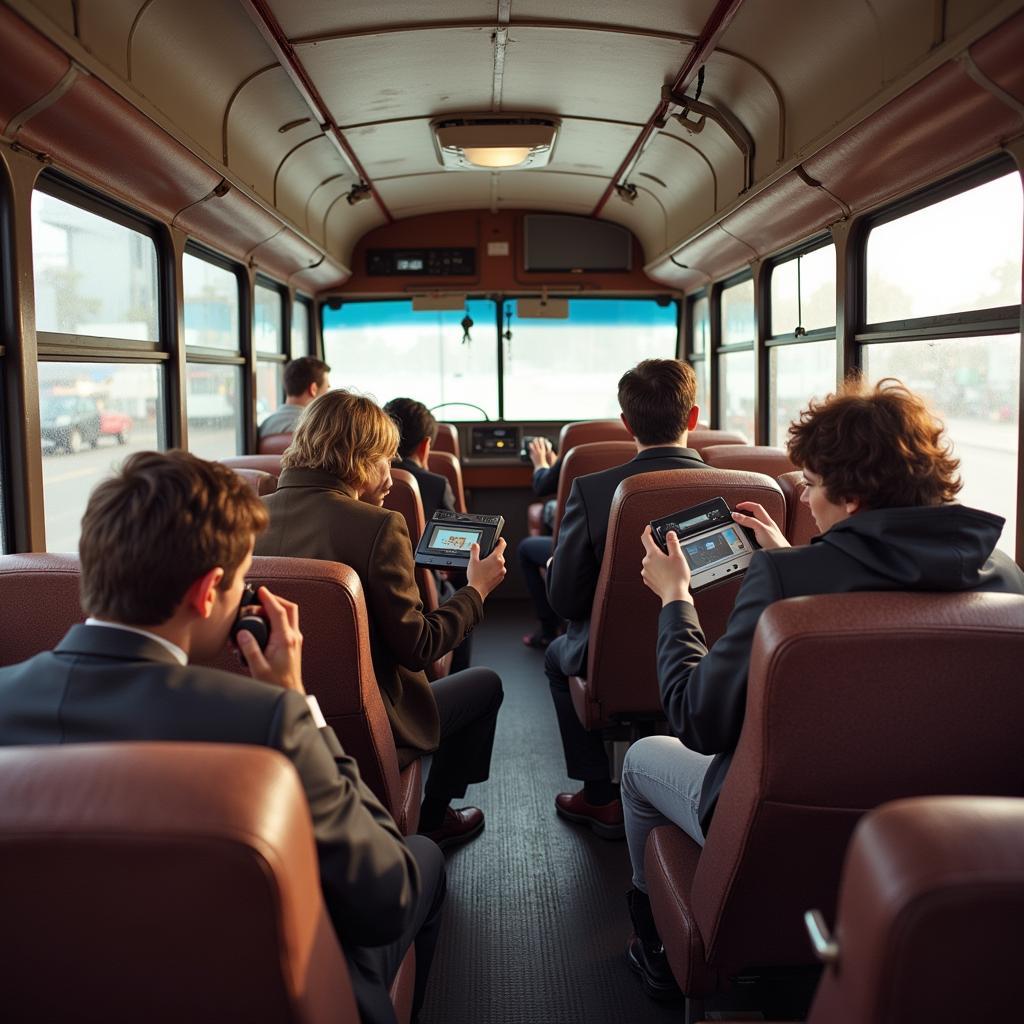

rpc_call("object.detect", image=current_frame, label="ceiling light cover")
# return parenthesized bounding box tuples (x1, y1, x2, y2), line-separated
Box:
(432, 116, 559, 171)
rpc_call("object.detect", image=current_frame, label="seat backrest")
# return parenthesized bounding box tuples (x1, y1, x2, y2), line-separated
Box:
(777, 470, 818, 545)
(427, 450, 467, 513)
(0, 553, 83, 666)
(552, 440, 636, 541)
(808, 795, 1024, 1024)
(580, 468, 785, 727)
(200, 556, 415, 830)
(432, 422, 460, 459)
(258, 431, 293, 455)
(0, 743, 358, 1024)
(687, 428, 747, 455)
(220, 453, 284, 476)
(384, 468, 440, 614)
(558, 418, 631, 453)
(231, 466, 278, 496)
(701, 444, 795, 478)
(691, 591, 1024, 977)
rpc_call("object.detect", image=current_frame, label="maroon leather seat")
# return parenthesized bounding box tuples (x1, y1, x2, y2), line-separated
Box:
(778, 470, 818, 546)
(384, 468, 452, 681)
(644, 591, 1024, 999)
(687, 428, 748, 455)
(551, 440, 637, 541)
(806, 795, 1024, 1023)
(258, 431, 293, 455)
(0, 553, 422, 836)
(701, 444, 795, 478)
(432, 422, 460, 459)
(220, 453, 284, 476)
(558, 418, 631, 452)
(427, 450, 467, 513)
(570, 468, 785, 729)
(231, 466, 278, 496)
(0, 742, 408, 1023)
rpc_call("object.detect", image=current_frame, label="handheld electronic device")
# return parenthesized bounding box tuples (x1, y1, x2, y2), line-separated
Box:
(415, 510, 505, 569)
(230, 585, 269, 651)
(520, 435, 554, 463)
(650, 497, 759, 593)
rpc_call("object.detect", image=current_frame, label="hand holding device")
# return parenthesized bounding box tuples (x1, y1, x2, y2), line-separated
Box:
(641, 525, 693, 606)
(231, 585, 269, 650)
(234, 585, 305, 694)
(731, 502, 789, 550)
(415, 509, 505, 569)
(467, 537, 508, 600)
(522, 436, 556, 467)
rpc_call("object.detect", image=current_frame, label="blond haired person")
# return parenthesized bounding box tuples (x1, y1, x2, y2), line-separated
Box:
(256, 390, 507, 848)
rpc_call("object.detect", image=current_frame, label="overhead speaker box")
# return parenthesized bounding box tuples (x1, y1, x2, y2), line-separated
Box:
(523, 215, 632, 273)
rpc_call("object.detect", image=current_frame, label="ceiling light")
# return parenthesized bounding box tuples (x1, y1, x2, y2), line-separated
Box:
(432, 116, 560, 171)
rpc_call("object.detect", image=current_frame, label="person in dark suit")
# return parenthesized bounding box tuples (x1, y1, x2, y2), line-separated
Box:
(256, 389, 507, 850)
(0, 451, 444, 1024)
(384, 397, 457, 521)
(518, 436, 563, 648)
(621, 378, 1024, 1000)
(545, 359, 705, 837)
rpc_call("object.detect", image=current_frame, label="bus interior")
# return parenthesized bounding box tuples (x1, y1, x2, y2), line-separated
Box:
(1, 0, 1023, 1021)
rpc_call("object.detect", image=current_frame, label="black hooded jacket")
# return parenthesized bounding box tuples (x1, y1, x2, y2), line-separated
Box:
(656, 504, 1024, 832)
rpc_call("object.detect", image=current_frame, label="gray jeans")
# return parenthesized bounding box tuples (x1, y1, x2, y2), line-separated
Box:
(621, 735, 715, 892)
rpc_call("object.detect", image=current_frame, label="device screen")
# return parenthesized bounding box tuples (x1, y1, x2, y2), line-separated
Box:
(681, 526, 748, 572)
(429, 525, 483, 552)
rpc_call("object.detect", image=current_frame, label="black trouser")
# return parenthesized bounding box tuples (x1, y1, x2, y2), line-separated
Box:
(439, 575, 473, 673)
(346, 834, 446, 1024)
(517, 536, 560, 636)
(425, 667, 504, 802)
(545, 634, 611, 781)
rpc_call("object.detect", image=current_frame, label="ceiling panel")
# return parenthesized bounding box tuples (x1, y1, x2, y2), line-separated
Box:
(599, 188, 672, 262)
(296, 29, 495, 127)
(499, 26, 687, 125)
(380, 173, 494, 219)
(324, 194, 388, 266)
(549, 118, 643, 176)
(275, 136, 352, 241)
(307, 177, 353, 249)
(226, 66, 323, 203)
(78, 0, 144, 79)
(130, 0, 274, 161)
(495, 170, 605, 213)
(346, 119, 444, 179)
(511, 1, 717, 36)
(269, 0, 495, 41)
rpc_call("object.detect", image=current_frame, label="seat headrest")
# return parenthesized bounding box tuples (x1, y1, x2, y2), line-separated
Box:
(701, 444, 795, 477)
(687, 429, 748, 455)
(231, 466, 278, 496)
(220, 454, 284, 476)
(0, 553, 83, 666)
(258, 432, 293, 455)
(559, 419, 632, 452)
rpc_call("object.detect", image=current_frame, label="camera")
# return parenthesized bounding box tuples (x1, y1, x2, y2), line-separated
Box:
(230, 585, 269, 651)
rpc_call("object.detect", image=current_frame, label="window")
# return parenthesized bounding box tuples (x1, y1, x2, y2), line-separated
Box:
(183, 247, 244, 457)
(767, 241, 837, 443)
(254, 282, 283, 354)
(32, 191, 159, 342)
(292, 298, 311, 359)
(323, 299, 499, 419)
(860, 168, 1022, 554)
(503, 298, 678, 420)
(689, 295, 710, 422)
(31, 178, 168, 553)
(38, 363, 165, 552)
(717, 278, 754, 440)
(866, 172, 1023, 323)
(183, 254, 239, 350)
(253, 280, 286, 427)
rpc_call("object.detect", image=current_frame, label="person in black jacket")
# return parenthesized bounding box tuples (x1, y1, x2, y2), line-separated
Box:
(620, 378, 1024, 1001)
(384, 397, 457, 521)
(545, 359, 705, 837)
(0, 451, 445, 1024)
(518, 435, 563, 648)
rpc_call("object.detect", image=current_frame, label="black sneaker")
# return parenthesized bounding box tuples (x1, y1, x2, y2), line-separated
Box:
(626, 934, 683, 1002)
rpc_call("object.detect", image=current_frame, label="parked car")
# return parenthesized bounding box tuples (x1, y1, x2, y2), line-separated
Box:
(99, 408, 132, 445)
(39, 395, 101, 454)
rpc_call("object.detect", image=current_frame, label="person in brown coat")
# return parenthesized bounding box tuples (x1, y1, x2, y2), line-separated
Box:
(256, 389, 507, 849)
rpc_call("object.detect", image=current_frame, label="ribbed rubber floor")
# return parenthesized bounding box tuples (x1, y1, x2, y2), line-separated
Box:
(419, 602, 683, 1024)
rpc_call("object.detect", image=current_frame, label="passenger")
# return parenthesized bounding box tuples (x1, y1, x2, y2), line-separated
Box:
(384, 397, 456, 520)
(622, 378, 1024, 1000)
(257, 355, 331, 438)
(384, 396, 473, 673)
(546, 358, 705, 837)
(518, 436, 562, 649)
(256, 389, 507, 849)
(0, 451, 443, 1024)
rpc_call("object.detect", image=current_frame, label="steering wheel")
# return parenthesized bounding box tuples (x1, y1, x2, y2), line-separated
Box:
(429, 402, 491, 421)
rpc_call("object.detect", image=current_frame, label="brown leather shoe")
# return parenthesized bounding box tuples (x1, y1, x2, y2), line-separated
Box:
(422, 806, 485, 850)
(555, 789, 625, 839)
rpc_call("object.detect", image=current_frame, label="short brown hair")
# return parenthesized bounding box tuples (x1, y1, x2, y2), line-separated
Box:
(283, 357, 331, 397)
(787, 377, 962, 509)
(282, 389, 399, 489)
(617, 359, 697, 445)
(79, 450, 269, 625)
(384, 397, 438, 458)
